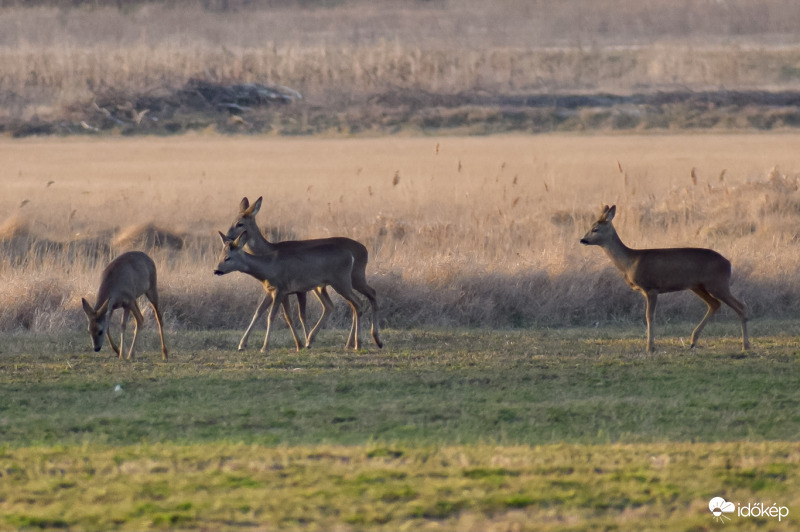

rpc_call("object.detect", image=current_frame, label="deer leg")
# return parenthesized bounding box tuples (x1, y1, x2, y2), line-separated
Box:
(239, 291, 272, 351)
(280, 297, 302, 352)
(709, 286, 750, 351)
(294, 292, 309, 346)
(149, 300, 168, 361)
(346, 297, 361, 350)
(260, 295, 279, 353)
(261, 292, 300, 353)
(689, 286, 721, 348)
(119, 308, 129, 360)
(334, 286, 361, 351)
(644, 292, 658, 353)
(353, 273, 383, 348)
(106, 330, 120, 357)
(105, 309, 121, 357)
(327, 280, 360, 350)
(127, 303, 145, 360)
(341, 302, 360, 350)
(305, 287, 334, 348)
(346, 310, 357, 350)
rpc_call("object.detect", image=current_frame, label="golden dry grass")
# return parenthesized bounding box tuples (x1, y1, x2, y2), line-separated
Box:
(2, 133, 800, 336)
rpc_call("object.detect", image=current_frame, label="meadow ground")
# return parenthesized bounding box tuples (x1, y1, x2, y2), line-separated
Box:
(2, 133, 800, 530)
(1, 327, 799, 531)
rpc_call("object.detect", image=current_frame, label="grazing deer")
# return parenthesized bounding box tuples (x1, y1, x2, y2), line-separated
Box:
(81, 251, 168, 360)
(226, 196, 382, 350)
(580, 205, 749, 353)
(214, 231, 362, 352)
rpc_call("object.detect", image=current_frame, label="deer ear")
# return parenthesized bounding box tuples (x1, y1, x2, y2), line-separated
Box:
(606, 205, 617, 221)
(239, 197, 250, 213)
(96, 299, 110, 317)
(233, 230, 247, 248)
(251, 197, 262, 216)
(218, 231, 229, 245)
(81, 297, 94, 317)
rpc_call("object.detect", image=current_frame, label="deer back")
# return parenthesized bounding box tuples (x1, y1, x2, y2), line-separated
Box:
(273, 237, 367, 265)
(250, 244, 354, 293)
(96, 251, 157, 309)
(629, 247, 732, 293)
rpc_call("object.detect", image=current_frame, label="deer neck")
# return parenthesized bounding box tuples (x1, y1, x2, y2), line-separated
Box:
(246, 224, 276, 253)
(600, 229, 640, 274)
(236, 250, 278, 281)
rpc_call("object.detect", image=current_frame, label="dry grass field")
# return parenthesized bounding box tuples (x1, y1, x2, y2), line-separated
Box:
(5, 1, 800, 135)
(2, 132, 800, 340)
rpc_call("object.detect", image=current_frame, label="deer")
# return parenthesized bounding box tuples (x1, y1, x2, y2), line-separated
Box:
(225, 196, 382, 351)
(81, 251, 168, 360)
(214, 231, 363, 352)
(580, 205, 749, 353)
(222, 199, 343, 351)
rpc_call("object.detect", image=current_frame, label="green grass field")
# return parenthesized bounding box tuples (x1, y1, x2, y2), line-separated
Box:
(2, 324, 798, 530)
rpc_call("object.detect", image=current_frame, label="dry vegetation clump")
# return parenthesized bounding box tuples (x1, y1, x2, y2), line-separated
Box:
(0, 273, 72, 332)
(56, 79, 302, 136)
(0, 213, 28, 240)
(0, 214, 112, 268)
(113, 222, 185, 251)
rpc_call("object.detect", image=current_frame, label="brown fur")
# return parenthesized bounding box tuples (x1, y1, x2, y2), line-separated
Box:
(214, 231, 362, 352)
(226, 197, 382, 350)
(581, 204, 749, 353)
(81, 251, 168, 360)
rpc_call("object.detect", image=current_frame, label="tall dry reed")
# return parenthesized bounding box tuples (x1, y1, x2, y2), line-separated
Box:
(2, 135, 800, 336)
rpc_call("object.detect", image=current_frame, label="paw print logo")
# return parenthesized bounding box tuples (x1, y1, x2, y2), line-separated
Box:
(709, 497, 735, 523)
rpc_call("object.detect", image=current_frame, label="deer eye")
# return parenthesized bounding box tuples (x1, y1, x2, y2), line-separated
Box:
(236, 222, 244, 228)
(224, 256, 231, 262)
